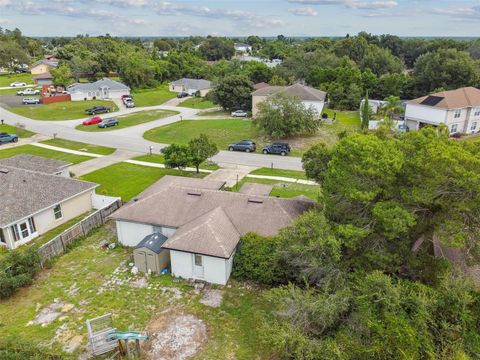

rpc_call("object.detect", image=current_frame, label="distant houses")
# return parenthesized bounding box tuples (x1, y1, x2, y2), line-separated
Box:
(66, 78, 130, 101)
(169, 78, 212, 97)
(251, 83, 327, 118)
(234, 42, 252, 53)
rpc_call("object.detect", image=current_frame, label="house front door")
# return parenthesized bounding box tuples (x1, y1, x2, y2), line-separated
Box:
(193, 254, 204, 278)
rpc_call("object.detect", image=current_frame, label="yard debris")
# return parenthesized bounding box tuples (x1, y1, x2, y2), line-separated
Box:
(143, 308, 207, 360)
(27, 300, 75, 327)
(199, 289, 224, 308)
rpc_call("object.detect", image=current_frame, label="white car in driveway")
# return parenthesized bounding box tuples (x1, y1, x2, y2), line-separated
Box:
(22, 98, 40, 105)
(17, 88, 40, 96)
(231, 110, 248, 118)
(10, 82, 27, 87)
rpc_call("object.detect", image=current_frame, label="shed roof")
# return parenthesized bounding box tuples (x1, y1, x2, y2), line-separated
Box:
(408, 87, 480, 109)
(135, 233, 168, 254)
(170, 78, 212, 90)
(252, 83, 326, 102)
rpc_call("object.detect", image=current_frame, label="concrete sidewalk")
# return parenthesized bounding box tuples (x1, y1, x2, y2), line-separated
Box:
(204, 165, 257, 188)
(69, 149, 139, 177)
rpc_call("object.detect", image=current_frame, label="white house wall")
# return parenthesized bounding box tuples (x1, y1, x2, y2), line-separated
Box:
(115, 221, 154, 247)
(170, 250, 193, 280)
(203, 256, 228, 285)
(70, 89, 130, 101)
(303, 100, 325, 116)
(405, 104, 448, 125)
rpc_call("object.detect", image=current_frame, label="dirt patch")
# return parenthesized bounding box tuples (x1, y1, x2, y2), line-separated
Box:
(199, 289, 224, 308)
(130, 277, 148, 288)
(143, 308, 207, 360)
(27, 299, 75, 327)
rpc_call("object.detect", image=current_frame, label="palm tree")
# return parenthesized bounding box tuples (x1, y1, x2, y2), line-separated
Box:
(380, 95, 404, 120)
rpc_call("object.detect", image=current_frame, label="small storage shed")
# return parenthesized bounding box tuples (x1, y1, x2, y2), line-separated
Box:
(133, 233, 169, 274)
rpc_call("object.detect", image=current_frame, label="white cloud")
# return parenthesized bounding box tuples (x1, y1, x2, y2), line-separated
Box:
(93, 0, 148, 7)
(432, 6, 480, 20)
(288, 7, 318, 16)
(287, 0, 398, 9)
(0, 0, 12, 6)
(0, 18, 11, 24)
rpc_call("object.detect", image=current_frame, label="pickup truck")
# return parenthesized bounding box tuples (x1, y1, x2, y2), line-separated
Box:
(85, 106, 110, 115)
(0, 133, 18, 144)
(17, 88, 40, 96)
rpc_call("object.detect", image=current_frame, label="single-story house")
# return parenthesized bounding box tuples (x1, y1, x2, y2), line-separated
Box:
(405, 87, 480, 134)
(360, 99, 387, 115)
(169, 78, 212, 97)
(252, 83, 327, 118)
(66, 78, 131, 101)
(234, 42, 252, 53)
(33, 72, 54, 86)
(0, 156, 98, 250)
(30, 57, 58, 75)
(110, 176, 313, 285)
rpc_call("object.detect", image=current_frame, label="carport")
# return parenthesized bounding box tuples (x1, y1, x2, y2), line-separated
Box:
(133, 233, 170, 274)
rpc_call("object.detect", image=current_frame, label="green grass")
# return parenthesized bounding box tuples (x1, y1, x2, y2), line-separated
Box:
(0, 145, 92, 164)
(178, 97, 216, 109)
(9, 100, 118, 120)
(0, 124, 35, 138)
(0, 73, 33, 87)
(144, 119, 261, 150)
(250, 167, 308, 180)
(197, 109, 230, 117)
(133, 153, 220, 170)
(80, 162, 206, 201)
(0, 226, 273, 359)
(131, 84, 177, 107)
(40, 139, 116, 155)
(75, 109, 179, 132)
(233, 177, 320, 200)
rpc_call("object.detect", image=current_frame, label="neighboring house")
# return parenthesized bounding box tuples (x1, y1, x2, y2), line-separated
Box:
(33, 72, 54, 86)
(67, 78, 130, 101)
(405, 87, 480, 134)
(110, 176, 313, 285)
(236, 55, 282, 68)
(253, 82, 270, 91)
(169, 78, 212, 97)
(360, 99, 387, 115)
(234, 42, 252, 53)
(30, 57, 58, 75)
(252, 83, 327, 118)
(0, 156, 98, 250)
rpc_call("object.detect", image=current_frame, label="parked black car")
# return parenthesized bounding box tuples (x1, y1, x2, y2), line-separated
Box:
(98, 118, 119, 128)
(228, 140, 256, 153)
(85, 105, 110, 115)
(177, 91, 189, 98)
(262, 143, 291, 156)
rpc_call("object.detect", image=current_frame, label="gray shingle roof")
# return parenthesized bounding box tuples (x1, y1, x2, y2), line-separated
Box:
(170, 78, 212, 90)
(135, 232, 168, 253)
(31, 59, 58, 68)
(67, 78, 130, 93)
(252, 83, 326, 102)
(0, 155, 70, 175)
(0, 166, 97, 227)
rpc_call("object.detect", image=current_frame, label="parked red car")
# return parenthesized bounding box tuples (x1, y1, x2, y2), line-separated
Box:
(83, 116, 102, 126)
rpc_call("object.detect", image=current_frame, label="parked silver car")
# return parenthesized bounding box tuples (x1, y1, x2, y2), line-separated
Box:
(231, 110, 248, 118)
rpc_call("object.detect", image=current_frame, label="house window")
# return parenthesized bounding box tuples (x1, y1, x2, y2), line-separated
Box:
(474, 109, 480, 117)
(454, 109, 461, 118)
(194, 254, 203, 267)
(471, 122, 477, 131)
(451, 124, 458, 133)
(11, 217, 36, 242)
(53, 204, 63, 220)
(0, 229, 5, 244)
(28, 217, 36, 233)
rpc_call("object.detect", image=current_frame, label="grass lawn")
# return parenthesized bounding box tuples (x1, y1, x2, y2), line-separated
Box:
(233, 177, 320, 200)
(80, 162, 206, 201)
(144, 119, 262, 151)
(0, 124, 35, 138)
(0, 73, 33, 87)
(250, 167, 308, 180)
(0, 226, 272, 359)
(133, 153, 220, 170)
(0, 144, 92, 164)
(75, 109, 179, 132)
(197, 109, 230, 117)
(178, 97, 216, 109)
(9, 100, 118, 120)
(40, 138, 116, 155)
(132, 84, 177, 107)
(461, 134, 480, 143)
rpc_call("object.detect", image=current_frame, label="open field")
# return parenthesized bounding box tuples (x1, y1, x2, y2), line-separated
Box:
(233, 177, 320, 200)
(0, 73, 33, 87)
(132, 85, 177, 107)
(41, 138, 116, 155)
(0, 226, 271, 359)
(9, 100, 118, 120)
(178, 97, 217, 109)
(79, 162, 206, 201)
(75, 109, 179, 132)
(0, 123, 35, 138)
(0, 144, 92, 164)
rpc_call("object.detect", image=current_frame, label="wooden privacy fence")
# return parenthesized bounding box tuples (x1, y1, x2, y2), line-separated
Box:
(37, 200, 122, 265)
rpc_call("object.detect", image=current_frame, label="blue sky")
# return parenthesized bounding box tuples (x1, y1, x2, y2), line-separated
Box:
(0, 0, 479, 37)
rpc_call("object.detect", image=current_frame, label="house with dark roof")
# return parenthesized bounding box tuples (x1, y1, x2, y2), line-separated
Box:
(169, 78, 212, 97)
(0, 156, 98, 250)
(66, 78, 130, 101)
(405, 87, 480, 134)
(110, 176, 313, 285)
(252, 83, 327, 118)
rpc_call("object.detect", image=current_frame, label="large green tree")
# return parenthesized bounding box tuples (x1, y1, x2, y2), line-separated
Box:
(188, 134, 218, 173)
(199, 38, 235, 61)
(211, 75, 253, 111)
(50, 64, 73, 87)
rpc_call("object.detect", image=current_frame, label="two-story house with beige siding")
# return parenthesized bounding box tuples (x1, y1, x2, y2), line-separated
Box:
(405, 87, 480, 134)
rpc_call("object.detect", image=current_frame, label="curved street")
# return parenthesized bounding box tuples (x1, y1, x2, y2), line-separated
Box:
(0, 102, 304, 170)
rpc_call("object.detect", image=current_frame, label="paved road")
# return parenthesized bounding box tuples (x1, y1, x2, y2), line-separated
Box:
(0, 104, 304, 171)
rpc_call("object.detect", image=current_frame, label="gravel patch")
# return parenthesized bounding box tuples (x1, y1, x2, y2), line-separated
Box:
(199, 289, 224, 308)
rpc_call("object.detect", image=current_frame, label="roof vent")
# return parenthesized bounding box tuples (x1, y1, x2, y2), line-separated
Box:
(187, 190, 202, 196)
(248, 197, 264, 204)
(0, 168, 9, 174)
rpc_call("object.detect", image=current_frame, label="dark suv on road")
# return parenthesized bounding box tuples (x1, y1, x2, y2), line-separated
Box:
(262, 143, 291, 156)
(85, 105, 110, 115)
(98, 118, 119, 128)
(228, 140, 256, 153)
